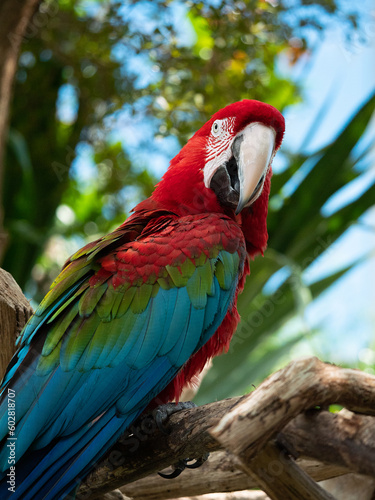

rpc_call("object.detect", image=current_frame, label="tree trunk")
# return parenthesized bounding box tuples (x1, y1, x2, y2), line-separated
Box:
(0, 268, 33, 378)
(0, 0, 41, 259)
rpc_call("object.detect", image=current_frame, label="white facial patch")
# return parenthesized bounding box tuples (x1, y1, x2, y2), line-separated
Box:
(204, 117, 236, 188)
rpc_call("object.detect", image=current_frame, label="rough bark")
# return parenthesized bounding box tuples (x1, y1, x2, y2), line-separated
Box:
(209, 357, 375, 500)
(167, 494, 270, 500)
(0, 268, 33, 378)
(282, 409, 375, 477)
(0, 0, 41, 258)
(320, 474, 375, 500)
(119, 453, 349, 500)
(77, 358, 375, 499)
(104, 491, 271, 500)
(210, 357, 375, 460)
(229, 440, 336, 500)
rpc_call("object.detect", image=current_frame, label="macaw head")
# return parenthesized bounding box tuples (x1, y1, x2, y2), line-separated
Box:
(151, 99, 285, 255)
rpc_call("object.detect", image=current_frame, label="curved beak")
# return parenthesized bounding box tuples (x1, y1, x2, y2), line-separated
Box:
(233, 123, 276, 215)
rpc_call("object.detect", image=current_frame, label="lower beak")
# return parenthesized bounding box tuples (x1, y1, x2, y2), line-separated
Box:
(233, 123, 276, 214)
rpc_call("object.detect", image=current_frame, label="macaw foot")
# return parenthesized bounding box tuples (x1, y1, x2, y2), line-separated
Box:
(153, 401, 197, 435)
(154, 401, 210, 479)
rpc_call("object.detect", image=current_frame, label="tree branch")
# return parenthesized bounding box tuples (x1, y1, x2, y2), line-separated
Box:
(282, 409, 375, 477)
(210, 357, 375, 461)
(230, 441, 336, 500)
(119, 452, 349, 500)
(209, 357, 375, 500)
(0, 268, 33, 378)
(77, 358, 375, 499)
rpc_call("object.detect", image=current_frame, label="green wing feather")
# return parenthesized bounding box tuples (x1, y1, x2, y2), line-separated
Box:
(15, 213, 244, 379)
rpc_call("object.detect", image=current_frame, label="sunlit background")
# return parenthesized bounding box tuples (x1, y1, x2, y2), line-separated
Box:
(3, 0, 375, 403)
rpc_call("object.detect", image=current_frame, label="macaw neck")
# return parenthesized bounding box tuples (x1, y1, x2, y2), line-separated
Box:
(151, 139, 226, 216)
(152, 171, 223, 216)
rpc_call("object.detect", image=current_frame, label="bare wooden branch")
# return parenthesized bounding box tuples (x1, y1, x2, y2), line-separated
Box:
(102, 491, 131, 500)
(106, 491, 271, 500)
(210, 357, 375, 463)
(0, 268, 33, 378)
(78, 357, 375, 499)
(282, 409, 375, 476)
(208, 357, 375, 499)
(320, 473, 375, 500)
(118, 475, 375, 500)
(167, 492, 270, 500)
(231, 440, 336, 500)
(119, 452, 348, 500)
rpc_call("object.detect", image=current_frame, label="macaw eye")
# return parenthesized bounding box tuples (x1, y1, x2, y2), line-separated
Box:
(212, 120, 221, 136)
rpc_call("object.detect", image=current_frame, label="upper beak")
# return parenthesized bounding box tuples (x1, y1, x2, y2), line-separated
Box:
(233, 123, 276, 215)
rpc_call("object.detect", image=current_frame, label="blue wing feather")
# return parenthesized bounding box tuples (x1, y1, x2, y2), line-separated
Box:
(0, 214, 243, 499)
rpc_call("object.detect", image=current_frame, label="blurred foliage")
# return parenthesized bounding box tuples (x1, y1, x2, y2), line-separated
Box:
(2, 0, 359, 291)
(1, 0, 372, 401)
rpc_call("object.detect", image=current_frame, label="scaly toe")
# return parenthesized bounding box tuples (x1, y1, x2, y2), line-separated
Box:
(154, 401, 197, 435)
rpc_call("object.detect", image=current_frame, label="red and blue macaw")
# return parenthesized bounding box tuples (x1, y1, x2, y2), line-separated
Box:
(0, 99, 284, 499)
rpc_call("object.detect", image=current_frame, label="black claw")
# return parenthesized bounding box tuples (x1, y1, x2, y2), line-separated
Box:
(185, 452, 210, 469)
(158, 459, 187, 479)
(158, 453, 209, 479)
(158, 468, 184, 479)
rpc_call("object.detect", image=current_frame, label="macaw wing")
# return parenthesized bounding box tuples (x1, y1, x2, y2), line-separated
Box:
(0, 212, 245, 498)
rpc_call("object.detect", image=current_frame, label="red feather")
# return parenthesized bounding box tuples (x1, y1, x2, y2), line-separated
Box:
(144, 100, 284, 404)
(64, 100, 283, 405)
